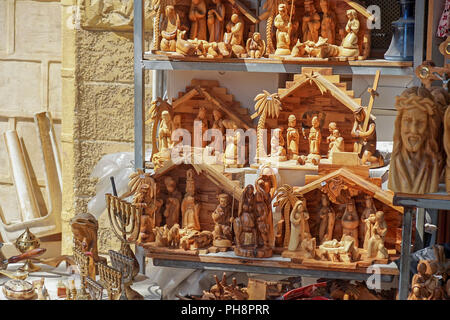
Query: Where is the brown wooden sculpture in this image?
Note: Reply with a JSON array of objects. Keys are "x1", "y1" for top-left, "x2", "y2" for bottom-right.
[
  {"x1": 302, "y1": 0, "x2": 320, "y2": 43},
  {"x1": 319, "y1": 0, "x2": 336, "y2": 45},
  {"x1": 351, "y1": 107, "x2": 383, "y2": 166},
  {"x1": 246, "y1": 32, "x2": 266, "y2": 58},
  {"x1": 160, "y1": 5, "x2": 180, "y2": 52},
  {"x1": 360, "y1": 195, "x2": 376, "y2": 247},
  {"x1": 307, "y1": 115, "x2": 321, "y2": 162},
  {"x1": 207, "y1": 0, "x2": 225, "y2": 43},
  {"x1": 286, "y1": 114, "x2": 300, "y2": 160},
  {"x1": 202, "y1": 273, "x2": 248, "y2": 300},
  {"x1": 287, "y1": 200, "x2": 311, "y2": 252},
  {"x1": 408, "y1": 261, "x2": 430, "y2": 300},
  {"x1": 212, "y1": 193, "x2": 233, "y2": 248},
  {"x1": 340, "y1": 9, "x2": 360, "y2": 58},
  {"x1": 230, "y1": 13, "x2": 246, "y2": 58},
  {"x1": 341, "y1": 199, "x2": 359, "y2": 248},
  {"x1": 233, "y1": 183, "x2": 273, "y2": 258},
  {"x1": 163, "y1": 176, "x2": 182, "y2": 229},
  {"x1": 318, "y1": 193, "x2": 335, "y2": 244},
  {"x1": 366, "y1": 211, "x2": 388, "y2": 259},
  {"x1": 70, "y1": 212, "x2": 106, "y2": 266},
  {"x1": 181, "y1": 169, "x2": 201, "y2": 231},
  {"x1": 189, "y1": 0, "x2": 207, "y2": 40},
  {"x1": 445, "y1": 107, "x2": 450, "y2": 193},
  {"x1": 274, "y1": 3, "x2": 292, "y2": 56},
  {"x1": 388, "y1": 87, "x2": 442, "y2": 194},
  {"x1": 270, "y1": 128, "x2": 287, "y2": 161}
]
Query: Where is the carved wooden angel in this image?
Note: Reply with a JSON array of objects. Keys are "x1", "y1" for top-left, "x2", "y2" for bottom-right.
[{"x1": 246, "y1": 32, "x2": 266, "y2": 59}]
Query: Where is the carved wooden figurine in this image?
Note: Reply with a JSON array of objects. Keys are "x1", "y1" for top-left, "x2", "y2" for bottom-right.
[
  {"x1": 230, "y1": 13, "x2": 246, "y2": 58},
  {"x1": 274, "y1": 4, "x2": 291, "y2": 56},
  {"x1": 351, "y1": 107, "x2": 383, "y2": 166},
  {"x1": 302, "y1": 0, "x2": 321, "y2": 43},
  {"x1": 340, "y1": 9, "x2": 360, "y2": 57},
  {"x1": 308, "y1": 116, "x2": 321, "y2": 158},
  {"x1": 195, "y1": 106, "x2": 209, "y2": 148},
  {"x1": 270, "y1": 128, "x2": 287, "y2": 161},
  {"x1": 181, "y1": 169, "x2": 201, "y2": 231},
  {"x1": 366, "y1": 211, "x2": 388, "y2": 259},
  {"x1": 224, "y1": 121, "x2": 243, "y2": 168},
  {"x1": 212, "y1": 193, "x2": 233, "y2": 248},
  {"x1": 319, "y1": 0, "x2": 336, "y2": 45},
  {"x1": 388, "y1": 87, "x2": 442, "y2": 194},
  {"x1": 189, "y1": 0, "x2": 207, "y2": 40},
  {"x1": 134, "y1": 182, "x2": 159, "y2": 244},
  {"x1": 286, "y1": 115, "x2": 300, "y2": 160},
  {"x1": 408, "y1": 261, "x2": 430, "y2": 300},
  {"x1": 318, "y1": 194, "x2": 335, "y2": 244},
  {"x1": 327, "y1": 122, "x2": 345, "y2": 159},
  {"x1": 446, "y1": 107, "x2": 450, "y2": 193},
  {"x1": 70, "y1": 212, "x2": 105, "y2": 265},
  {"x1": 161, "y1": 6, "x2": 180, "y2": 52},
  {"x1": 163, "y1": 177, "x2": 182, "y2": 229},
  {"x1": 233, "y1": 185, "x2": 257, "y2": 255},
  {"x1": 341, "y1": 199, "x2": 359, "y2": 248},
  {"x1": 360, "y1": 195, "x2": 376, "y2": 248},
  {"x1": 255, "y1": 179, "x2": 273, "y2": 251},
  {"x1": 288, "y1": 200, "x2": 310, "y2": 251},
  {"x1": 207, "y1": 0, "x2": 225, "y2": 43},
  {"x1": 176, "y1": 30, "x2": 197, "y2": 56},
  {"x1": 246, "y1": 32, "x2": 266, "y2": 58},
  {"x1": 159, "y1": 111, "x2": 173, "y2": 152}
]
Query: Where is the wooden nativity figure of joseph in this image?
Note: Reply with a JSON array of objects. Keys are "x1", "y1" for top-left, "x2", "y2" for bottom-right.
[
  {"x1": 212, "y1": 193, "x2": 233, "y2": 247},
  {"x1": 388, "y1": 87, "x2": 442, "y2": 194},
  {"x1": 182, "y1": 169, "x2": 201, "y2": 231}
]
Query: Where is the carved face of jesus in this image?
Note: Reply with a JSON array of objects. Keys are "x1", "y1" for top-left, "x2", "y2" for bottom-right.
[{"x1": 400, "y1": 108, "x2": 427, "y2": 153}]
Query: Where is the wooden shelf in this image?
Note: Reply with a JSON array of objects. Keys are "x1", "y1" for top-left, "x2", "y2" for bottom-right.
[
  {"x1": 145, "y1": 248, "x2": 399, "y2": 282},
  {"x1": 143, "y1": 53, "x2": 414, "y2": 76}
]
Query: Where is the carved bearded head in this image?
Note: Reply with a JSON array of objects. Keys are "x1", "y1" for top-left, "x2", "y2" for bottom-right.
[{"x1": 394, "y1": 87, "x2": 440, "y2": 156}]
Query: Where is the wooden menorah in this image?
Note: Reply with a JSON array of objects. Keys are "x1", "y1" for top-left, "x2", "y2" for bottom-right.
[
  {"x1": 72, "y1": 247, "x2": 90, "y2": 300},
  {"x1": 98, "y1": 262, "x2": 122, "y2": 300},
  {"x1": 86, "y1": 276, "x2": 104, "y2": 300},
  {"x1": 108, "y1": 250, "x2": 144, "y2": 300},
  {"x1": 105, "y1": 194, "x2": 141, "y2": 278}
]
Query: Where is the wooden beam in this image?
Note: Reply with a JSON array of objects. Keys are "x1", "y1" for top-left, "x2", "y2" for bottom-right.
[
  {"x1": 172, "y1": 88, "x2": 199, "y2": 110},
  {"x1": 227, "y1": 0, "x2": 259, "y2": 24}
]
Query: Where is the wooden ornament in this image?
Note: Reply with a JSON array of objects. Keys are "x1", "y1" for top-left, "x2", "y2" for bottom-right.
[
  {"x1": 189, "y1": 0, "x2": 208, "y2": 40},
  {"x1": 246, "y1": 32, "x2": 266, "y2": 58},
  {"x1": 160, "y1": 5, "x2": 180, "y2": 52},
  {"x1": 388, "y1": 87, "x2": 442, "y2": 194}
]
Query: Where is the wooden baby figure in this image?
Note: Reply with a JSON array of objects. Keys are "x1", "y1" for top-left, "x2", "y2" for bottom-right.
[
  {"x1": 160, "y1": 5, "x2": 180, "y2": 52},
  {"x1": 246, "y1": 32, "x2": 266, "y2": 58},
  {"x1": 212, "y1": 193, "x2": 233, "y2": 248}
]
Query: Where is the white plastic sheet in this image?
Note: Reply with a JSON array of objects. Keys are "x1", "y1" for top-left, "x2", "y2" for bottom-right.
[{"x1": 87, "y1": 150, "x2": 152, "y2": 219}]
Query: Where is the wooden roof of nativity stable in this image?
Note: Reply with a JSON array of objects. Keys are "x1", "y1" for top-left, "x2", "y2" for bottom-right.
[
  {"x1": 152, "y1": 160, "x2": 243, "y2": 201},
  {"x1": 279, "y1": 70, "x2": 363, "y2": 113},
  {"x1": 293, "y1": 168, "x2": 404, "y2": 213},
  {"x1": 172, "y1": 79, "x2": 253, "y2": 130}
]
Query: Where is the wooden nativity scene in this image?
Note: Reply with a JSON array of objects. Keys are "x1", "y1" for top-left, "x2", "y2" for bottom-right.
[{"x1": 149, "y1": 0, "x2": 375, "y2": 61}]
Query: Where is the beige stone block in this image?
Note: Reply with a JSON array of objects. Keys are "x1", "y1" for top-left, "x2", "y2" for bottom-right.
[
  {"x1": 0, "y1": 61, "x2": 41, "y2": 112},
  {"x1": 49, "y1": 62, "x2": 62, "y2": 115},
  {"x1": 77, "y1": 30, "x2": 134, "y2": 82},
  {"x1": 15, "y1": 121, "x2": 46, "y2": 181},
  {"x1": 0, "y1": 120, "x2": 10, "y2": 177},
  {"x1": 15, "y1": 0, "x2": 61, "y2": 56},
  {"x1": 61, "y1": 76, "x2": 76, "y2": 136},
  {"x1": 0, "y1": 1, "x2": 7, "y2": 53},
  {"x1": 0, "y1": 184, "x2": 21, "y2": 228}
]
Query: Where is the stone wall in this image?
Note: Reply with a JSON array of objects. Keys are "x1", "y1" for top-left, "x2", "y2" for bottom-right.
[
  {"x1": 0, "y1": 0, "x2": 62, "y2": 244},
  {"x1": 61, "y1": 0, "x2": 153, "y2": 254}
]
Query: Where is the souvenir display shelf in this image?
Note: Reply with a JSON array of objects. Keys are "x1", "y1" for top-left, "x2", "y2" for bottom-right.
[
  {"x1": 393, "y1": 190, "x2": 450, "y2": 300},
  {"x1": 132, "y1": 0, "x2": 430, "y2": 300}
]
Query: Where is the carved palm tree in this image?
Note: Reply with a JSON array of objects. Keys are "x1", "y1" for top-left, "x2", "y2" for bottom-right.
[
  {"x1": 274, "y1": 184, "x2": 303, "y2": 247},
  {"x1": 259, "y1": 0, "x2": 280, "y2": 54},
  {"x1": 251, "y1": 90, "x2": 282, "y2": 161}
]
